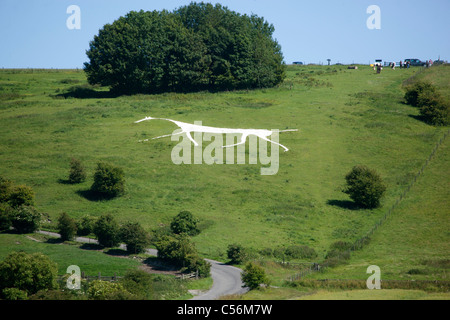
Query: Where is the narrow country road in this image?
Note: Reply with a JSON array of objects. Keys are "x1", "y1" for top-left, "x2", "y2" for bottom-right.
[
  {"x1": 191, "y1": 259, "x2": 248, "y2": 300},
  {"x1": 36, "y1": 230, "x2": 247, "y2": 300}
]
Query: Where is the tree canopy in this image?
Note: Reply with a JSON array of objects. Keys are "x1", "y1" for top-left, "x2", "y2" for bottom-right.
[{"x1": 84, "y1": 2, "x2": 285, "y2": 94}]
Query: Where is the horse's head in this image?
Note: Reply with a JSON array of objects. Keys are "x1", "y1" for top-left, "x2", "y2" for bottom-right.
[{"x1": 135, "y1": 116, "x2": 157, "y2": 123}]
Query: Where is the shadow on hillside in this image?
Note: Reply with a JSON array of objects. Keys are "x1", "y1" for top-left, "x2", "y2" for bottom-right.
[
  {"x1": 142, "y1": 257, "x2": 181, "y2": 273},
  {"x1": 52, "y1": 85, "x2": 118, "y2": 99},
  {"x1": 327, "y1": 199, "x2": 359, "y2": 210},
  {"x1": 76, "y1": 189, "x2": 115, "y2": 202},
  {"x1": 105, "y1": 248, "x2": 129, "y2": 257},
  {"x1": 80, "y1": 243, "x2": 104, "y2": 251}
]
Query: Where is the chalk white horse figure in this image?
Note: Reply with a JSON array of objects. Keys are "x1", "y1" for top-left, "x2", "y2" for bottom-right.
[{"x1": 135, "y1": 116, "x2": 297, "y2": 152}]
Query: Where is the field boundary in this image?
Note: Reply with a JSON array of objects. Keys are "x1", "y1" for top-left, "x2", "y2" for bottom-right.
[{"x1": 288, "y1": 128, "x2": 450, "y2": 281}]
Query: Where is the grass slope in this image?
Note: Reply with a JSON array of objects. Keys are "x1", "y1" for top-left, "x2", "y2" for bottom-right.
[{"x1": 0, "y1": 65, "x2": 448, "y2": 285}]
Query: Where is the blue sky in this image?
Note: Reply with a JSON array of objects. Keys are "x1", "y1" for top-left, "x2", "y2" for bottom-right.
[{"x1": 1, "y1": 0, "x2": 449, "y2": 68}]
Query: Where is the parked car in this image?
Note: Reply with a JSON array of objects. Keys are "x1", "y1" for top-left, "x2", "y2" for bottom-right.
[
  {"x1": 293, "y1": 61, "x2": 303, "y2": 65},
  {"x1": 404, "y1": 59, "x2": 426, "y2": 66}
]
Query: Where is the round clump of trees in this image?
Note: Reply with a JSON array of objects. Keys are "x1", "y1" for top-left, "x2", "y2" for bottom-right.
[{"x1": 84, "y1": 3, "x2": 286, "y2": 94}]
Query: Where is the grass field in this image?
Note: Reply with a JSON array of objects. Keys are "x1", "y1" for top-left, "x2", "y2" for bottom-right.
[{"x1": 0, "y1": 64, "x2": 449, "y2": 299}]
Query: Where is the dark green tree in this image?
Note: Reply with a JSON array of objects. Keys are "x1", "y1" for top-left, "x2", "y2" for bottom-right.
[
  {"x1": 91, "y1": 162, "x2": 125, "y2": 198},
  {"x1": 68, "y1": 158, "x2": 86, "y2": 184},
  {"x1": 170, "y1": 210, "x2": 200, "y2": 236},
  {"x1": 0, "y1": 251, "x2": 58, "y2": 296},
  {"x1": 10, "y1": 205, "x2": 41, "y2": 234},
  {"x1": 84, "y1": 3, "x2": 285, "y2": 94},
  {"x1": 241, "y1": 262, "x2": 269, "y2": 290},
  {"x1": 57, "y1": 212, "x2": 78, "y2": 241},
  {"x1": 93, "y1": 214, "x2": 121, "y2": 247},
  {"x1": 120, "y1": 222, "x2": 150, "y2": 254},
  {"x1": 8, "y1": 185, "x2": 35, "y2": 208},
  {"x1": 344, "y1": 165, "x2": 387, "y2": 209}
]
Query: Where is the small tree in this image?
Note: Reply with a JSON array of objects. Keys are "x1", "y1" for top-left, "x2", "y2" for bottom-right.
[
  {"x1": 77, "y1": 215, "x2": 96, "y2": 236},
  {"x1": 57, "y1": 212, "x2": 78, "y2": 241},
  {"x1": 8, "y1": 185, "x2": 35, "y2": 208},
  {"x1": 0, "y1": 204, "x2": 13, "y2": 231},
  {"x1": 404, "y1": 81, "x2": 436, "y2": 107},
  {"x1": 344, "y1": 165, "x2": 386, "y2": 209},
  {"x1": 170, "y1": 210, "x2": 200, "y2": 236},
  {"x1": 87, "y1": 280, "x2": 132, "y2": 300},
  {"x1": 93, "y1": 214, "x2": 120, "y2": 247},
  {"x1": 0, "y1": 176, "x2": 13, "y2": 203},
  {"x1": 241, "y1": 262, "x2": 269, "y2": 290},
  {"x1": 10, "y1": 205, "x2": 41, "y2": 234},
  {"x1": 91, "y1": 162, "x2": 125, "y2": 198},
  {"x1": 0, "y1": 251, "x2": 58, "y2": 296},
  {"x1": 227, "y1": 244, "x2": 249, "y2": 264},
  {"x1": 120, "y1": 222, "x2": 150, "y2": 254},
  {"x1": 68, "y1": 158, "x2": 86, "y2": 184}
]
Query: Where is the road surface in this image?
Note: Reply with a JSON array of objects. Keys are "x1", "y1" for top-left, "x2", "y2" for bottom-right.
[
  {"x1": 191, "y1": 259, "x2": 248, "y2": 300},
  {"x1": 36, "y1": 230, "x2": 247, "y2": 300}
]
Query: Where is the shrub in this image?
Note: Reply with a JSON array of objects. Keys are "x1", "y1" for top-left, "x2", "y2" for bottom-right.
[
  {"x1": 420, "y1": 100, "x2": 450, "y2": 126},
  {"x1": 0, "y1": 204, "x2": 13, "y2": 231},
  {"x1": 120, "y1": 270, "x2": 154, "y2": 300},
  {"x1": 170, "y1": 210, "x2": 200, "y2": 236},
  {"x1": 227, "y1": 244, "x2": 251, "y2": 264},
  {"x1": 2, "y1": 287, "x2": 28, "y2": 300},
  {"x1": 57, "y1": 212, "x2": 78, "y2": 241},
  {"x1": 0, "y1": 176, "x2": 13, "y2": 203},
  {"x1": 91, "y1": 162, "x2": 125, "y2": 198},
  {"x1": 155, "y1": 234, "x2": 210, "y2": 276},
  {"x1": 93, "y1": 214, "x2": 121, "y2": 247},
  {"x1": 0, "y1": 251, "x2": 58, "y2": 296},
  {"x1": 344, "y1": 165, "x2": 387, "y2": 209},
  {"x1": 284, "y1": 245, "x2": 317, "y2": 260},
  {"x1": 87, "y1": 280, "x2": 133, "y2": 300},
  {"x1": 68, "y1": 158, "x2": 86, "y2": 184},
  {"x1": 77, "y1": 215, "x2": 96, "y2": 236},
  {"x1": 404, "y1": 81, "x2": 436, "y2": 107},
  {"x1": 10, "y1": 205, "x2": 41, "y2": 233},
  {"x1": 8, "y1": 185, "x2": 35, "y2": 208},
  {"x1": 120, "y1": 222, "x2": 150, "y2": 254},
  {"x1": 404, "y1": 80, "x2": 450, "y2": 126},
  {"x1": 241, "y1": 262, "x2": 270, "y2": 290}
]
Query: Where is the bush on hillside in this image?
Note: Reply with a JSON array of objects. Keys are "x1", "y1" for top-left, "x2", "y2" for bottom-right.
[
  {"x1": 344, "y1": 165, "x2": 386, "y2": 209},
  {"x1": 241, "y1": 262, "x2": 270, "y2": 290},
  {"x1": 68, "y1": 158, "x2": 86, "y2": 184},
  {"x1": 90, "y1": 162, "x2": 125, "y2": 198},
  {"x1": 76, "y1": 215, "x2": 96, "y2": 236},
  {"x1": 404, "y1": 81, "x2": 436, "y2": 107},
  {"x1": 84, "y1": 3, "x2": 285, "y2": 94},
  {"x1": 404, "y1": 80, "x2": 450, "y2": 125},
  {"x1": 8, "y1": 185, "x2": 35, "y2": 208},
  {"x1": 10, "y1": 205, "x2": 41, "y2": 234},
  {"x1": 57, "y1": 212, "x2": 78, "y2": 241},
  {"x1": 120, "y1": 222, "x2": 150, "y2": 254},
  {"x1": 0, "y1": 251, "x2": 58, "y2": 296},
  {"x1": 170, "y1": 210, "x2": 200, "y2": 236},
  {"x1": 155, "y1": 234, "x2": 210, "y2": 277},
  {"x1": 93, "y1": 214, "x2": 121, "y2": 247}
]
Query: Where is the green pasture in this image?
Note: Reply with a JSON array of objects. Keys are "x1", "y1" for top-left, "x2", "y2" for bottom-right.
[{"x1": 0, "y1": 65, "x2": 448, "y2": 297}]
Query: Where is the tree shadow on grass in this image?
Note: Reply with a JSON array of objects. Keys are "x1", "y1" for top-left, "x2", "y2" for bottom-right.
[
  {"x1": 76, "y1": 189, "x2": 115, "y2": 202},
  {"x1": 105, "y1": 248, "x2": 130, "y2": 257},
  {"x1": 80, "y1": 243, "x2": 104, "y2": 251},
  {"x1": 52, "y1": 85, "x2": 118, "y2": 99},
  {"x1": 142, "y1": 257, "x2": 181, "y2": 273},
  {"x1": 327, "y1": 199, "x2": 360, "y2": 210}
]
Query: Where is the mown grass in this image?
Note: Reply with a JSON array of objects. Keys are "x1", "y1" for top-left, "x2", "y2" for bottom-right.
[{"x1": 0, "y1": 65, "x2": 449, "y2": 300}]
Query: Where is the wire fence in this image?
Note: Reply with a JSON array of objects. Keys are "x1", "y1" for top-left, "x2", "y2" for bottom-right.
[{"x1": 287, "y1": 128, "x2": 450, "y2": 282}]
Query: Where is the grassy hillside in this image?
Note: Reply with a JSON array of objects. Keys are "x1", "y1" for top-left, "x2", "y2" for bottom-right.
[{"x1": 0, "y1": 64, "x2": 448, "y2": 278}]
